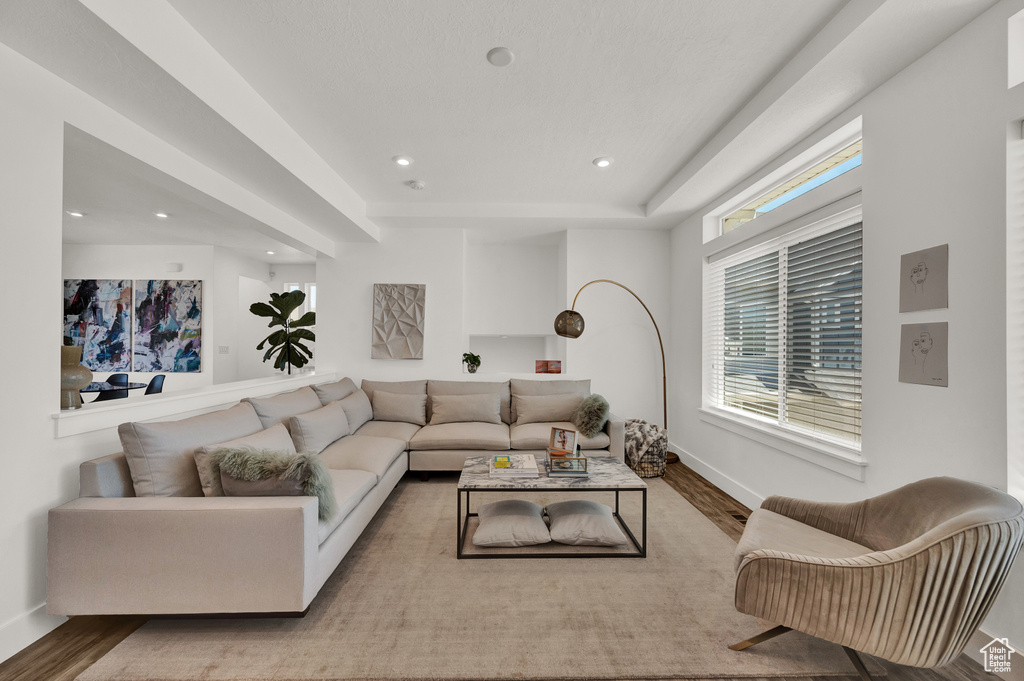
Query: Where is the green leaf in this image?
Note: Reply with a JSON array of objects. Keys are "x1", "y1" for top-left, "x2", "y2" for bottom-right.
[
  {"x1": 291, "y1": 311, "x2": 316, "y2": 328},
  {"x1": 249, "y1": 302, "x2": 278, "y2": 318},
  {"x1": 291, "y1": 328, "x2": 316, "y2": 342}
]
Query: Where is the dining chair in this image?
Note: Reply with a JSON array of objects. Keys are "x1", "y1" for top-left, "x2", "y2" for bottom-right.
[
  {"x1": 107, "y1": 373, "x2": 128, "y2": 387},
  {"x1": 145, "y1": 375, "x2": 165, "y2": 395}
]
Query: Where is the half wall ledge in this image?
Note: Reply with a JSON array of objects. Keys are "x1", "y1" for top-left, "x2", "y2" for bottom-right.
[{"x1": 52, "y1": 372, "x2": 337, "y2": 439}]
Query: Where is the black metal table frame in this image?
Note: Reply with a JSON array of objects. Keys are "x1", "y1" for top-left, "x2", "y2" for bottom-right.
[{"x1": 457, "y1": 485, "x2": 647, "y2": 559}]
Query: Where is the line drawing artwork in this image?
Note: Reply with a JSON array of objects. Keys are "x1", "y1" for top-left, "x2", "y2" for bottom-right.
[
  {"x1": 899, "y1": 322, "x2": 948, "y2": 386},
  {"x1": 899, "y1": 244, "x2": 948, "y2": 312}
]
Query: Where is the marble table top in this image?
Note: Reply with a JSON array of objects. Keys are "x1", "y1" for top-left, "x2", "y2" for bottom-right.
[{"x1": 458, "y1": 455, "x2": 647, "y2": 490}]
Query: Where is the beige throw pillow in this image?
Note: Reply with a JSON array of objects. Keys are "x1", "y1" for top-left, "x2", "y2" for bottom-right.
[
  {"x1": 243, "y1": 387, "x2": 323, "y2": 430},
  {"x1": 313, "y1": 377, "x2": 358, "y2": 405},
  {"x1": 429, "y1": 393, "x2": 501, "y2": 425},
  {"x1": 372, "y1": 390, "x2": 427, "y2": 425},
  {"x1": 339, "y1": 389, "x2": 373, "y2": 432},
  {"x1": 289, "y1": 400, "x2": 350, "y2": 454},
  {"x1": 119, "y1": 401, "x2": 263, "y2": 497},
  {"x1": 193, "y1": 423, "x2": 297, "y2": 497},
  {"x1": 513, "y1": 393, "x2": 583, "y2": 425}
]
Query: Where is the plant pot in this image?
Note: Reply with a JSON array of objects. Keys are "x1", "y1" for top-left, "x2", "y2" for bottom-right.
[
  {"x1": 60, "y1": 345, "x2": 93, "y2": 410},
  {"x1": 467, "y1": 364, "x2": 479, "y2": 374}
]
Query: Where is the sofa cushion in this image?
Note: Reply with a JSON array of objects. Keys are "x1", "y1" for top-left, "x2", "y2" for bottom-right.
[
  {"x1": 427, "y1": 380, "x2": 511, "y2": 424},
  {"x1": 429, "y1": 393, "x2": 502, "y2": 425},
  {"x1": 243, "y1": 387, "x2": 323, "y2": 430},
  {"x1": 119, "y1": 402, "x2": 263, "y2": 497},
  {"x1": 313, "y1": 377, "x2": 358, "y2": 405},
  {"x1": 473, "y1": 500, "x2": 551, "y2": 548},
  {"x1": 318, "y1": 469, "x2": 377, "y2": 544},
  {"x1": 371, "y1": 390, "x2": 427, "y2": 426},
  {"x1": 546, "y1": 500, "x2": 628, "y2": 546},
  {"x1": 513, "y1": 393, "x2": 583, "y2": 425},
  {"x1": 360, "y1": 379, "x2": 427, "y2": 406},
  {"x1": 194, "y1": 423, "x2": 297, "y2": 496},
  {"x1": 509, "y1": 422, "x2": 610, "y2": 451},
  {"x1": 410, "y1": 423, "x2": 510, "y2": 451},
  {"x1": 352, "y1": 420, "x2": 421, "y2": 448},
  {"x1": 289, "y1": 400, "x2": 351, "y2": 454},
  {"x1": 319, "y1": 435, "x2": 407, "y2": 481},
  {"x1": 734, "y1": 508, "x2": 871, "y2": 573},
  {"x1": 509, "y1": 379, "x2": 590, "y2": 422},
  {"x1": 339, "y1": 389, "x2": 373, "y2": 432}
]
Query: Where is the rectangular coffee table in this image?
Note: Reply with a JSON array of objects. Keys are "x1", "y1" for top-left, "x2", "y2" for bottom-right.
[{"x1": 457, "y1": 455, "x2": 647, "y2": 559}]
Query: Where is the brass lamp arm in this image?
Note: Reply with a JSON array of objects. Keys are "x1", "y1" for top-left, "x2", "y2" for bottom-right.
[{"x1": 570, "y1": 279, "x2": 667, "y2": 431}]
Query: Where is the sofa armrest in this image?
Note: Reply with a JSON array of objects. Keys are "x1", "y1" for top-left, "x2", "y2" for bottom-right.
[
  {"x1": 606, "y1": 412, "x2": 625, "y2": 462},
  {"x1": 48, "y1": 496, "x2": 319, "y2": 615},
  {"x1": 80, "y1": 452, "x2": 135, "y2": 498}
]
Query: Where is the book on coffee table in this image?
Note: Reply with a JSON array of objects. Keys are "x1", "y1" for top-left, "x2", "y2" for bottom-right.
[{"x1": 488, "y1": 454, "x2": 539, "y2": 478}]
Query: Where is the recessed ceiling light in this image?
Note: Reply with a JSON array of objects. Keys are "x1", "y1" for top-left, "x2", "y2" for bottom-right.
[
  {"x1": 154, "y1": 212, "x2": 170, "y2": 219},
  {"x1": 266, "y1": 251, "x2": 275, "y2": 255},
  {"x1": 592, "y1": 157, "x2": 613, "y2": 168},
  {"x1": 392, "y1": 155, "x2": 414, "y2": 166},
  {"x1": 65, "y1": 210, "x2": 84, "y2": 217},
  {"x1": 486, "y1": 47, "x2": 514, "y2": 67}
]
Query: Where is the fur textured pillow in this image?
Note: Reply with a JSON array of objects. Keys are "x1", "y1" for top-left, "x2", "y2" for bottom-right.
[
  {"x1": 572, "y1": 393, "x2": 610, "y2": 438},
  {"x1": 212, "y1": 447, "x2": 336, "y2": 520}
]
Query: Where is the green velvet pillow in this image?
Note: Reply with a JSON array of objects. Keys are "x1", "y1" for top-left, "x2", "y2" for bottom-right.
[
  {"x1": 211, "y1": 447, "x2": 336, "y2": 521},
  {"x1": 572, "y1": 394, "x2": 610, "y2": 438}
]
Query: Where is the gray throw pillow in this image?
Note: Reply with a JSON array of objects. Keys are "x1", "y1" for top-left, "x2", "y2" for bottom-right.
[
  {"x1": 513, "y1": 393, "x2": 583, "y2": 425},
  {"x1": 215, "y1": 448, "x2": 336, "y2": 521},
  {"x1": 429, "y1": 393, "x2": 502, "y2": 425},
  {"x1": 372, "y1": 390, "x2": 428, "y2": 425},
  {"x1": 289, "y1": 400, "x2": 350, "y2": 454},
  {"x1": 546, "y1": 500, "x2": 627, "y2": 546},
  {"x1": 473, "y1": 500, "x2": 551, "y2": 547},
  {"x1": 572, "y1": 393, "x2": 610, "y2": 437},
  {"x1": 339, "y1": 389, "x2": 373, "y2": 432}
]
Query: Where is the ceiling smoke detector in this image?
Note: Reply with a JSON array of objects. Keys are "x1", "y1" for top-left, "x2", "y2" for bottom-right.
[
  {"x1": 406, "y1": 180, "x2": 425, "y2": 190},
  {"x1": 486, "y1": 47, "x2": 514, "y2": 67}
]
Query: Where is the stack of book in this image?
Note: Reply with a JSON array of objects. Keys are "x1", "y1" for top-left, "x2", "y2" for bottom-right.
[{"x1": 488, "y1": 454, "x2": 539, "y2": 478}]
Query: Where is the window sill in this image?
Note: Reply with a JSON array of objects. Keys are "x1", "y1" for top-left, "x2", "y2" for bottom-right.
[
  {"x1": 698, "y1": 407, "x2": 866, "y2": 481},
  {"x1": 52, "y1": 371, "x2": 336, "y2": 438}
]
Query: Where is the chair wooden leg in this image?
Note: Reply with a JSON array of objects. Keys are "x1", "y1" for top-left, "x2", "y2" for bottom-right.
[
  {"x1": 843, "y1": 647, "x2": 874, "y2": 681},
  {"x1": 728, "y1": 625, "x2": 792, "y2": 651}
]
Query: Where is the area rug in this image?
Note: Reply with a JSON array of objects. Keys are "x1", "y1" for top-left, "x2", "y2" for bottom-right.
[{"x1": 78, "y1": 476, "x2": 882, "y2": 681}]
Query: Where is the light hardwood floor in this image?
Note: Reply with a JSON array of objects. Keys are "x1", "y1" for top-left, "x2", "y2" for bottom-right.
[{"x1": 0, "y1": 464, "x2": 996, "y2": 681}]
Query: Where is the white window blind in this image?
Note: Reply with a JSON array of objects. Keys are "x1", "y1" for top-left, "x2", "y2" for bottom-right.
[{"x1": 706, "y1": 221, "x2": 862, "y2": 446}]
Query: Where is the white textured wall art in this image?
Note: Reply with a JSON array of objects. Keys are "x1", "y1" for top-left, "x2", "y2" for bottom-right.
[{"x1": 371, "y1": 284, "x2": 425, "y2": 359}]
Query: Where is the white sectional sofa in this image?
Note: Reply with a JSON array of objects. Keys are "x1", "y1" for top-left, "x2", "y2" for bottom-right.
[{"x1": 47, "y1": 376, "x2": 623, "y2": 616}]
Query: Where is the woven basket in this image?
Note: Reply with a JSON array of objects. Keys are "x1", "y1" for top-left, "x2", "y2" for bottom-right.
[{"x1": 625, "y1": 420, "x2": 667, "y2": 478}]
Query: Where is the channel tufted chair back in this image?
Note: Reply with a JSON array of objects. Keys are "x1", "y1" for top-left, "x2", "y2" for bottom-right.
[{"x1": 732, "y1": 477, "x2": 1024, "y2": 671}]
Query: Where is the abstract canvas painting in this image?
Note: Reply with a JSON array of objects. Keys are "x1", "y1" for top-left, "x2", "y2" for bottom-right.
[
  {"x1": 134, "y1": 280, "x2": 202, "y2": 372},
  {"x1": 63, "y1": 279, "x2": 132, "y2": 371},
  {"x1": 371, "y1": 283, "x2": 425, "y2": 359}
]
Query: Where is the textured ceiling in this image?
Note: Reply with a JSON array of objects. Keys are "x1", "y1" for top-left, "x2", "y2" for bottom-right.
[{"x1": 165, "y1": 0, "x2": 843, "y2": 207}]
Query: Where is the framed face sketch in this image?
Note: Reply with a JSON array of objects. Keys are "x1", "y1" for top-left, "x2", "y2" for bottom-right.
[
  {"x1": 898, "y1": 322, "x2": 948, "y2": 387},
  {"x1": 899, "y1": 244, "x2": 948, "y2": 312}
]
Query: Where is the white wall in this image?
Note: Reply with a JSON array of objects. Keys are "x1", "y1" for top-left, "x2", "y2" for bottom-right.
[
  {"x1": 465, "y1": 243, "x2": 558, "y2": 335},
  {"x1": 565, "y1": 230, "x2": 671, "y2": 428},
  {"x1": 672, "y1": 0, "x2": 1024, "y2": 649},
  {"x1": 236, "y1": 275, "x2": 278, "y2": 380}
]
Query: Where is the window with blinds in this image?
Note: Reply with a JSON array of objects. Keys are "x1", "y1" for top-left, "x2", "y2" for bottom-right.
[{"x1": 706, "y1": 221, "x2": 862, "y2": 446}]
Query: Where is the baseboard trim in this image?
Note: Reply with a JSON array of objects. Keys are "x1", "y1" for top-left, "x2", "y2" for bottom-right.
[
  {"x1": 0, "y1": 602, "x2": 65, "y2": 664},
  {"x1": 670, "y1": 442, "x2": 765, "y2": 510}
]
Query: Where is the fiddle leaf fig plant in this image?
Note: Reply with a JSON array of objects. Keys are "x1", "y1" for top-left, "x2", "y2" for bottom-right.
[{"x1": 250, "y1": 290, "x2": 315, "y2": 374}]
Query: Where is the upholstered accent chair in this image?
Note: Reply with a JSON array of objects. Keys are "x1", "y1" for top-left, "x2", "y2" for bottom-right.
[{"x1": 730, "y1": 477, "x2": 1024, "y2": 679}]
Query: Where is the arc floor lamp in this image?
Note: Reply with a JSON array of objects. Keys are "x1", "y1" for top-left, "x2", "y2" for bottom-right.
[{"x1": 554, "y1": 279, "x2": 675, "y2": 464}]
